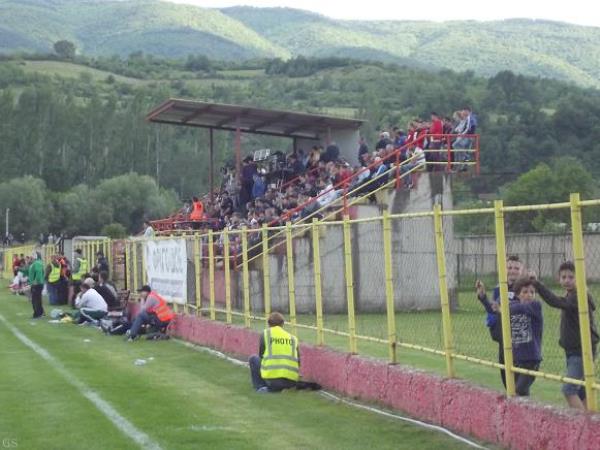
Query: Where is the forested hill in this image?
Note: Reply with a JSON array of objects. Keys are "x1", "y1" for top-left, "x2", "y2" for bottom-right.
[
  {"x1": 1, "y1": 53, "x2": 600, "y2": 237},
  {"x1": 1, "y1": 0, "x2": 600, "y2": 87}
]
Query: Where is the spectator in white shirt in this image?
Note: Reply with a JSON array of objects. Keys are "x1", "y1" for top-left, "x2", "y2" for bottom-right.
[
  {"x1": 75, "y1": 278, "x2": 108, "y2": 325},
  {"x1": 143, "y1": 221, "x2": 155, "y2": 238}
]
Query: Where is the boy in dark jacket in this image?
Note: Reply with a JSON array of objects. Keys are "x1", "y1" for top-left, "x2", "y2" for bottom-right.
[
  {"x1": 477, "y1": 255, "x2": 524, "y2": 387},
  {"x1": 532, "y1": 261, "x2": 599, "y2": 409},
  {"x1": 477, "y1": 277, "x2": 543, "y2": 396}
]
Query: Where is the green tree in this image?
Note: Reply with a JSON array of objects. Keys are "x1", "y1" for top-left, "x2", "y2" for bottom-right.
[
  {"x1": 503, "y1": 157, "x2": 597, "y2": 232},
  {"x1": 101, "y1": 223, "x2": 127, "y2": 239},
  {"x1": 0, "y1": 177, "x2": 52, "y2": 240},
  {"x1": 53, "y1": 40, "x2": 76, "y2": 59},
  {"x1": 54, "y1": 185, "x2": 113, "y2": 236},
  {"x1": 93, "y1": 173, "x2": 179, "y2": 233}
]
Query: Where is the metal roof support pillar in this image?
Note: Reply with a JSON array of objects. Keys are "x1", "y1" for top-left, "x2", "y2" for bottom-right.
[
  {"x1": 235, "y1": 117, "x2": 241, "y2": 184},
  {"x1": 209, "y1": 127, "x2": 214, "y2": 204}
]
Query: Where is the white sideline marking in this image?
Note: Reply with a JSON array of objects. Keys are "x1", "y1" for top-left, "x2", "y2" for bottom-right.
[
  {"x1": 318, "y1": 391, "x2": 487, "y2": 449},
  {"x1": 0, "y1": 313, "x2": 162, "y2": 450},
  {"x1": 173, "y1": 339, "x2": 487, "y2": 449}
]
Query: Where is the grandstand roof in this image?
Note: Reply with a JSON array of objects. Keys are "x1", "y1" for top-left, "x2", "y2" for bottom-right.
[{"x1": 145, "y1": 98, "x2": 365, "y2": 140}]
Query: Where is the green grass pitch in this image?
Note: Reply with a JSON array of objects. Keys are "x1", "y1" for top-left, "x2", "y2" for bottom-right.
[{"x1": 0, "y1": 286, "x2": 480, "y2": 450}]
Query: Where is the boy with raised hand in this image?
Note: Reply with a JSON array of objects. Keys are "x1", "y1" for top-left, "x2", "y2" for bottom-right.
[
  {"x1": 477, "y1": 277, "x2": 543, "y2": 396},
  {"x1": 476, "y1": 255, "x2": 524, "y2": 387},
  {"x1": 531, "y1": 261, "x2": 599, "y2": 409}
]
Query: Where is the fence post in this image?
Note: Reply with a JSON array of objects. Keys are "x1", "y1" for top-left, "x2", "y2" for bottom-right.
[
  {"x1": 494, "y1": 200, "x2": 516, "y2": 397},
  {"x1": 105, "y1": 239, "x2": 112, "y2": 274},
  {"x1": 223, "y1": 230, "x2": 232, "y2": 324},
  {"x1": 395, "y1": 151, "x2": 401, "y2": 190},
  {"x1": 433, "y1": 204, "x2": 455, "y2": 377},
  {"x1": 343, "y1": 215, "x2": 357, "y2": 354},
  {"x1": 84, "y1": 241, "x2": 90, "y2": 268},
  {"x1": 446, "y1": 135, "x2": 452, "y2": 172},
  {"x1": 208, "y1": 230, "x2": 216, "y2": 321},
  {"x1": 382, "y1": 212, "x2": 397, "y2": 364},
  {"x1": 475, "y1": 136, "x2": 481, "y2": 175},
  {"x1": 241, "y1": 226, "x2": 251, "y2": 328},
  {"x1": 285, "y1": 222, "x2": 297, "y2": 337},
  {"x1": 261, "y1": 224, "x2": 271, "y2": 322},
  {"x1": 570, "y1": 193, "x2": 598, "y2": 411},
  {"x1": 124, "y1": 241, "x2": 131, "y2": 291},
  {"x1": 131, "y1": 240, "x2": 138, "y2": 293},
  {"x1": 312, "y1": 218, "x2": 324, "y2": 345},
  {"x1": 141, "y1": 239, "x2": 147, "y2": 286},
  {"x1": 193, "y1": 234, "x2": 201, "y2": 317}
]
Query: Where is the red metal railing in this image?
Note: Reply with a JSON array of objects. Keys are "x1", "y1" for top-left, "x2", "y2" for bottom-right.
[
  {"x1": 273, "y1": 133, "x2": 481, "y2": 225},
  {"x1": 151, "y1": 133, "x2": 480, "y2": 233}
]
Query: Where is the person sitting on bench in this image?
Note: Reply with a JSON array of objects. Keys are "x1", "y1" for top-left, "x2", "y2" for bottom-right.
[{"x1": 127, "y1": 285, "x2": 174, "y2": 341}]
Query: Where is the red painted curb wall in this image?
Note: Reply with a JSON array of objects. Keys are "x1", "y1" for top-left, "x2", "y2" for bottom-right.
[{"x1": 170, "y1": 314, "x2": 600, "y2": 450}]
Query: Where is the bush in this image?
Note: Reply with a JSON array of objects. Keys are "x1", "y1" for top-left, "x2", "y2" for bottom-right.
[{"x1": 101, "y1": 223, "x2": 127, "y2": 239}]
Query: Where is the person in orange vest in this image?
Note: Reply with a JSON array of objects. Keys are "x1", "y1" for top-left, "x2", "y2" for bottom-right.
[
  {"x1": 189, "y1": 196, "x2": 204, "y2": 220},
  {"x1": 127, "y1": 285, "x2": 174, "y2": 341}
]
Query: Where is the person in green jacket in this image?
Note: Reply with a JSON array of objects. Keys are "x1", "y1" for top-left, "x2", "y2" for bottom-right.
[{"x1": 28, "y1": 252, "x2": 45, "y2": 319}]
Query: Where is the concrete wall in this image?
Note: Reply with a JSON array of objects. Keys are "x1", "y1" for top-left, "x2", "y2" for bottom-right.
[
  {"x1": 328, "y1": 129, "x2": 360, "y2": 164},
  {"x1": 171, "y1": 315, "x2": 600, "y2": 450},
  {"x1": 455, "y1": 233, "x2": 600, "y2": 281},
  {"x1": 193, "y1": 172, "x2": 456, "y2": 314}
]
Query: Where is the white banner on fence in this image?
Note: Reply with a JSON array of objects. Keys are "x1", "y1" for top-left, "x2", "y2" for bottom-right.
[{"x1": 144, "y1": 239, "x2": 187, "y2": 304}]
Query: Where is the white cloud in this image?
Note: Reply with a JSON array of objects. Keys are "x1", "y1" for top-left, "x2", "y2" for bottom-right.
[{"x1": 164, "y1": 0, "x2": 600, "y2": 27}]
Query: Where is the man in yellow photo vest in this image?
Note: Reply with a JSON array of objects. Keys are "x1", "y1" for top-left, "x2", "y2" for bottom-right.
[{"x1": 250, "y1": 312, "x2": 320, "y2": 393}]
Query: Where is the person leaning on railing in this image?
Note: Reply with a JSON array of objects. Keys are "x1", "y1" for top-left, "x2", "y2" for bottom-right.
[
  {"x1": 530, "y1": 261, "x2": 600, "y2": 410},
  {"x1": 477, "y1": 277, "x2": 544, "y2": 396},
  {"x1": 476, "y1": 255, "x2": 524, "y2": 388}
]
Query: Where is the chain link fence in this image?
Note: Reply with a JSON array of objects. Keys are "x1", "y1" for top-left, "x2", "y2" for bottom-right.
[{"x1": 119, "y1": 195, "x2": 600, "y2": 409}]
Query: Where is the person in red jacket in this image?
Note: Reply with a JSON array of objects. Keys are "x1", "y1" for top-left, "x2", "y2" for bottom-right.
[
  {"x1": 127, "y1": 285, "x2": 174, "y2": 341},
  {"x1": 427, "y1": 112, "x2": 444, "y2": 171}
]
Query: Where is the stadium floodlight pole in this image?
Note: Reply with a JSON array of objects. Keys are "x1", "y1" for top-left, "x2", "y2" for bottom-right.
[
  {"x1": 494, "y1": 200, "x2": 516, "y2": 397},
  {"x1": 570, "y1": 193, "x2": 598, "y2": 411},
  {"x1": 5, "y1": 207, "x2": 9, "y2": 238}
]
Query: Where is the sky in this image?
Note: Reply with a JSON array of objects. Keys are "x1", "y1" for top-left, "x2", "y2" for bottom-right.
[{"x1": 165, "y1": 0, "x2": 600, "y2": 27}]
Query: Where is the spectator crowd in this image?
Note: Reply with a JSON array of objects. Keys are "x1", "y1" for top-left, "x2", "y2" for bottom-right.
[{"x1": 149, "y1": 107, "x2": 478, "y2": 241}]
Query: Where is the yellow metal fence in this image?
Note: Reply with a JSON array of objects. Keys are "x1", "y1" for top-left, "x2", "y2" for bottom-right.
[{"x1": 6, "y1": 195, "x2": 598, "y2": 410}]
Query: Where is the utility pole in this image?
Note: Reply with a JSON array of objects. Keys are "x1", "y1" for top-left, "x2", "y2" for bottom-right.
[
  {"x1": 155, "y1": 127, "x2": 160, "y2": 187},
  {"x1": 5, "y1": 208, "x2": 9, "y2": 240}
]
